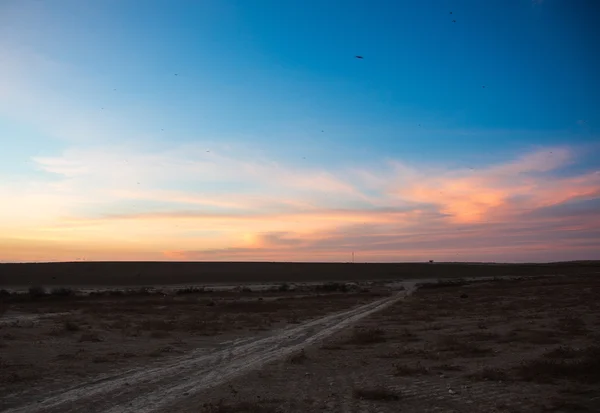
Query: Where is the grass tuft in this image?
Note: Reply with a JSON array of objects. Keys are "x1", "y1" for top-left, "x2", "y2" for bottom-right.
[
  {"x1": 64, "y1": 320, "x2": 80, "y2": 332},
  {"x1": 353, "y1": 386, "x2": 401, "y2": 401},
  {"x1": 346, "y1": 328, "x2": 387, "y2": 345}
]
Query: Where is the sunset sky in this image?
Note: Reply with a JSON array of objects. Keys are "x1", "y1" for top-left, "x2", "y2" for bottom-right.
[{"x1": 1, "y1": 0, "x2": 599, "y2": 263}]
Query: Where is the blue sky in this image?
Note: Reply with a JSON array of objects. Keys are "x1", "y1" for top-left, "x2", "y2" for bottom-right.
[{"x1": 0, "y1": 0, "x2": 599, "y2": 262}]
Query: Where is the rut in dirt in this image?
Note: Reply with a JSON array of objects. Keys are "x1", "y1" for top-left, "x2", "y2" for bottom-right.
[{"x1": 4, "y1": 284, "x2": 415, "y2": 413}]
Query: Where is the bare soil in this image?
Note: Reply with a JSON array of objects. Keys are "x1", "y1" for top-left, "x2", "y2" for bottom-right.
[
  {"x1": 0, "y1": 286, "x2": 393, "y2": 411},
  {"x1": 184, "y1": 274, "x2": 600, "y2": 413},
  {"x1": 1, "y1": 274, "x2": 599, "y2": 412}
]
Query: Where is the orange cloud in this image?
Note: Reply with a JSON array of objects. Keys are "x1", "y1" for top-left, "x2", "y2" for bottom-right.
[{"x1": 1, "y1": 143, "x2": 599, "y2": 262}]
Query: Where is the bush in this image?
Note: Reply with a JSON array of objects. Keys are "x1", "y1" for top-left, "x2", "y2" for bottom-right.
[
  {"x1": 64, "y1": 320, "x2": 80, "y2": 332},
  {"x1": 514, "y1": 346, "x2": 600, "y2": 383},
  {"x1": 176, "y1": 286, "x2": 205, "y2": 295},
  {"x1": 51, "y1": 287, "x2": 75, "y2": 297},
  {"x1": 28, "y1": 285, "x2": 46, "y2": 298},
  {"x1": 346, "y1": 328, "x2": 387, "y2": 345},
  {"x1": 288, "y1": 349, "x2": 308, "y2": 364},
  {"x1": 79, "y1": 332, "x2": 103, "y2": 342},
  {"x1": 416, "y1": 279, "x2": 469, "y2": 290},
  {"x1": 353, "y1": 386, "x2": 401, "y2": 401},
  {"x1": 318, "y1": 282, "x2": 348, "y2": 293}
]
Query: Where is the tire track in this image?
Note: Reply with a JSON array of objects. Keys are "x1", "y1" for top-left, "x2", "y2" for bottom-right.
[{"x1": 4, "y1": 285, "x2": 414, "y2": 413}]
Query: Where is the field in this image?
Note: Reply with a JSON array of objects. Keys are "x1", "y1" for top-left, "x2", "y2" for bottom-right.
[
  {"x1": 1, "y1": 262, "x2": 599, "y2": 412},
  {"x1": 2, "y1": 261, "x2": 600, "y2": 287},
  {"x1": 190, "y1": 274, "x2": 600, "y2": 413}
]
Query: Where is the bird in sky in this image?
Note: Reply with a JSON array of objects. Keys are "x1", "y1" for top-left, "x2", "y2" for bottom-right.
[
  {"x1": 452, "y1": 20, "x2": 456, "y2": 23},
  {"x1": 355, "y1": 55, "x2": 364, "y2": 59}
]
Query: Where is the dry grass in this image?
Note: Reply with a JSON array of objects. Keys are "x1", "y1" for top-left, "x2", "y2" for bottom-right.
[
  {"x1": 499, "y1": 328, "x2": 561, "y2": 345},
  {"x1": 0, "y1": 303, "x2": 9, "y2": 317},
  {"x1": 79, "y1": 332, "x2": 103, "y2": 342},
  {"x1": 147, "y1": 346, "x2": 178, "y2": 358},
  {"x1": 434, "y1": 363, "x2": 464, "y2": 372},
  {"x1": 435, "y1": 335, "x2": 493, "y2": 357},
  {"x1": 200, "y1": 400, "x2": 282, "y2": 413},
  {"x1": 555, "y1": 316, "x2": 589, "y2": 336},
  {"x1": 540, "y1": 396, "x2": 589, "y2": 412},
  {"x1": 149, "y1": 330, "x2": 170, "y2": 339},
  {"x1": 544, "y1": 346, "x2": 582, "y2": 359},
  {"x1": 320, "y1": 343, "x2": 344, "y2": 351},
  {"x1": 464, "y1": 331, "x2": 501, "y2": 342},
  {"x1": 288, "y1": 349, "x2": 308, "y2": 364},
  {"x1": 467, "y1": 367, "x2": 511, "y2": 382},
  {"x1": 396, "y1": 327, "x2": 419, "y2": 342},
  {"x1": 352, "y1": 386, "x2": 401, "y2": 401},
  {"x1": 64, "y1": 320, "x2": 80, "y2": 332},
  {"x1": 513, "y1": 346, "x2": 600, "y2": 384},
  {"x1": 393, "y1": 361, "x2": 429, "y2": 376}
]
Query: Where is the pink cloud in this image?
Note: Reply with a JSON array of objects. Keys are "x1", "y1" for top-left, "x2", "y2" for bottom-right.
[{"x1": 2, "y1": 144, "x2": 600, "y2": 262}]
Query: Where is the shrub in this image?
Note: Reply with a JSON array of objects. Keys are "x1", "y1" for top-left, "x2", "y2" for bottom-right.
[
  {"x1": 514, "y1": 346, "x2": 600, "y2": 384},
  {"x1": 176, "y1": 286, "x2": 206, "y2": 295},
  {"x1": 28, "y1": 286, "x2": 46, "y2": 299},
  {"x1": 468, "y1": 367, "x2": 510, "y2": 381},
  {"x1": 393, "y1": 362, "x2": 429, "y2": 376},
  {"x1": 64, "y1": 320, "x2": 80, "y2": 332},
  {"x1": 79, "y1": 332, "x2": 103, "y2": 342},
  {"x1": 346, "y1": 328, "x2": 387, "y2": 345},
  {"x1": 51, "y1": 287, "x2": 75, "y2": 297},
  {"x1": 353, "y1": 386, "x2": 401, "y2": 401},
  {"x1": 288, "y1": 349, "x2": 308, "y2": 364},
  {"x1": 318, "y1": 282, "x2": 348, "y2": 293}
]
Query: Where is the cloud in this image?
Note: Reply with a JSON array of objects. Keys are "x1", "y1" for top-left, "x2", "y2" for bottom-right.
[{"x1": 1, "y1": 139, "x2": 599, "y2": 262}]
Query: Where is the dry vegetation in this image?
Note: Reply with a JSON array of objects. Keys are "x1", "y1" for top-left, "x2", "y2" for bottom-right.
[
  {"x1": 0, "y1": 285, "x2": 386, "y2": 404},
  {"x1": 2, "y1": 267, "x2": 600, "y2": 413},
  {"x1": 189, "y1": 274, "x2": 600, "y2": 413},
  {"x1": 352, "y1": 386, "x2": 401, "y2": 401}
]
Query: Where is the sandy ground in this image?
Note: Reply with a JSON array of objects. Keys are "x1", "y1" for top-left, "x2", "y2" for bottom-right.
[{"x1": 2, "y1": 275, "x2": 599, "y2": 412}]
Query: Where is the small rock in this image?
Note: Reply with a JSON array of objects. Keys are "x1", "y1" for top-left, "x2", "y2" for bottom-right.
[{"x1": 448, "y1": 389, "x2": 456, "y2": 395}]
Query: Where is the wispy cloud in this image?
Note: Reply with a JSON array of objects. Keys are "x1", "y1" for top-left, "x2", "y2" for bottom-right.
[{"x1": 1, "y1": 138, "x2": 599, "y2": 262}]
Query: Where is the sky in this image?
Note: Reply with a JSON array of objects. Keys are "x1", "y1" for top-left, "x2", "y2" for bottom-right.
[{"x1": 0, "y1": 0, "x2": 599, "y2": 263}]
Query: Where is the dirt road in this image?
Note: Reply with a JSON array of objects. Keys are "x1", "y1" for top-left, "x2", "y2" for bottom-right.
[{"x1": 2, "y1": 283, "x2": 415, "y2": 413}]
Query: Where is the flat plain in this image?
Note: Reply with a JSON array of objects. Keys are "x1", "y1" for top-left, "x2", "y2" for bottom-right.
[{"x1": 1, "y1": 262, "x2": 599, "y2": 412}]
